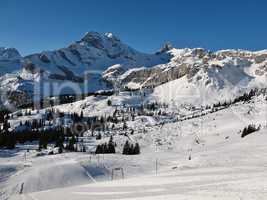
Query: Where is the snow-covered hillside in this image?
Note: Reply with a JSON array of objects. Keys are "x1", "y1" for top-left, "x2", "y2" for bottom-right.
[
  {"x1": 10, "y1": 126, "x2": 267, "y2": 200},
  {"x1": 121, "y1": 48, "x2": 267, "y2": 106},
  {"x1": 2, "y1": 93, "x2": 267, "y2": 200}
]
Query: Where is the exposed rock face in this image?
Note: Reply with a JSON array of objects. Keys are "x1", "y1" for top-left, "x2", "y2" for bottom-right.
[
  {"x1": 120, "y1": 62, "x2": 196, "y2": 89},
  {"x1": 156, "y1": 42, "x2": 173, "y2": 55},
  {"x1": 81, "y1": 32, "x2": 105, "y2": 49},
  {"x1": 215, "y1": 50, "x2": 253, "y2": 60},
  {"x1": 215, "y1": 50, "x2": 267, "y2": 64},
  {"x1": 118, "y1": 48, "x2": 211, "y2": 89},
  {"x1": 22, "y1": 62, "x2": 41, "y2": 74},
  {"x1": 254, "y1": 53, "x2": 267, "y2": 63},
  {"x1": 7, "y1": 90, "x2": 32, "y2": 108},
  {"x1": 117, "y1": 48, "x2": 266, "y2": 91},
  {"x1": 191, "y1": 48, "x2": 207, "y2": 58},
  {"x1": 102, "y1": 64, "x2": 126, "y2": 81},
  {"x1": 49, "y1": 65, "x2": 84, "y2": 83},
  {"x1": 255, "y1": 64, "x2": 267, "y2": 76},
  {"x1": 39, "y1": 54, "x2": 51, "y2": 63}
]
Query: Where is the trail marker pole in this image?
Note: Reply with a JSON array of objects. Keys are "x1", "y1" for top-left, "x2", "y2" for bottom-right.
[
  {"x1": 102, "y1": 154, "x2": 105, "y2": 167},
  {"x1": 155, "y1": 143, "x2": 159, "y2": 176},
  {"x1": 156, "y1": 158, "x2": 158, "y2": 176}
]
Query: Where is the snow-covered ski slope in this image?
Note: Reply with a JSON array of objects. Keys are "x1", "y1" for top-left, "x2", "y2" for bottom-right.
[
  {"x1": 10, "y1": 130, "x2": 267, "y2": 200},
  {"x1": 5, "y1": 94, "x2": 267, "y2": 200}
]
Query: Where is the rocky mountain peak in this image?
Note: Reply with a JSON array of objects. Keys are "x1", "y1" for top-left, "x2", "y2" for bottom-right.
[
  {"x1": 80, "y1": 31, "x2": 105, "y2": 49},
  {"x1": 104, "y1": 32, "x2": 121, "y2": 42},
  {"x1": 0, "y1": 47, "x2": 21, "y2": 60},
  {"x1": 80, "y1": 31, "x2": 121, "y2": 49},
  {"x1": 157, "y1": 42, "x2": 173, "y2": 54}
]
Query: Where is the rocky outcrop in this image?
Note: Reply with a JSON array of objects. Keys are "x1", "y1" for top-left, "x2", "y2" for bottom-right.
[
  {"x1": 81, "y1": 32, "x2": 105, "y2": 49},
  {"x1": 7, "y1": 90, "x2": 32, "y2": 108},
  {"x1": 22, "y1": 62, "x2": 43, "y2": 74},
  {"x1": 39, "y1": 54, "x2": 51, "y2": 63},
  {"x1": 102, "y1": 64, "x2": 125, "y2": 81},
  {"x1": 120, "y1": 62, "x2": 199, "y2": 89},
  {"x1": 255, "y1": 63, "x2": 267, "y2": 76},
  {"x1": 156, "y1": 42, "x2": 173, "y2": 55},
  {"x1": 254, "y1": 53, "x2": 267, "y2": 63},
  {"x1": 49, "y1": 65, "x2": 84, "y2": 83},
  {"x1": 215, "y1": 50, "x2": 267, "y2": 64}
]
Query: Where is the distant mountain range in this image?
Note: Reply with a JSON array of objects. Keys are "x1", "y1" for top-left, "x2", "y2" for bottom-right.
[{"x1": 0, "y1": 32, "x2": 267, "y2": 109}]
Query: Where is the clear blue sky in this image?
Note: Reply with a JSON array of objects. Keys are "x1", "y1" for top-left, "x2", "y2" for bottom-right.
[{"x1": 1, "y1": 0, "x2": 267, "y2": 55}]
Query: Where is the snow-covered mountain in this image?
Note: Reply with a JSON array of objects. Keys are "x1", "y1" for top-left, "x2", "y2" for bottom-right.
[
  {"x1": 0, "y1": 32, "x2": 172, "y2": 108},
  {"x1": 0, "y1": 32, "x2": 267, "y2": 109},
  {"x1": 23, "y1": 32, "x2": 169, "y2": 77},
  {"x1": 117, "y1": 48, "x2": 267, "y2": 106},
  {"x1": 0, "y1": 47, "x2": 21, "y2": 60},
  {"x1": 0, "y1": 47, "x2": 21, "y2": 76}
]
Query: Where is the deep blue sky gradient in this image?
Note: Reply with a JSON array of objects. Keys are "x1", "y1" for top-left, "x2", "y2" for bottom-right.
[{"x1": 1, "y1": 0, "x2": 267, "y2": 55}]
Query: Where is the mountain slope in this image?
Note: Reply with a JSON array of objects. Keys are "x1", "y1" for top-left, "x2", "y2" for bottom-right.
[
  {"x1": 0, "y1": 32, "x2": 267, "y2": 109},
  {"x1": 0, "y1": 32, "x2": 172, "y2": 109},
  {"x1": 23, "y1": 32, "x2": 169, "y2": 78},
  {"x1": 119, "y1": 48, "x2": 267, "y2": 106}
]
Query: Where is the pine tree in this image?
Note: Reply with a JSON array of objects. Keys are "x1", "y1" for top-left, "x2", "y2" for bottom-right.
[
  {"x1": 241, "y1": 124, "x2": 260, "y2": 138},
  {"x1": 107, "y1": 99, "x2": 112, "y2": 106},
  {"x1": 123, "y1": 141, "x2": 130, "y2": 155},
  {"x1": 123, "y1": 121, "x2": 127, "y2": 130},
  {"x1": 38, "y1": 137, "x2": 43, "y2": 151},
  {"x1": 58, "y1": 146, "x2": 63, "y2": 154},
  {"x1": 103, "y1": 143, "x2": 108, "y2": 153},
  {"x1": 108, "y1": 136, "x2": 116, "y2": 153},
  {"x1": 55, "y1": 134, "x2": 64, "y2": 149},
  {"x1": 122, "y1": 141, "x2": 140, "y2": 155},
  {"x1": 68, "y1": 135, "x2": 76, "y2": 151},
  {"x1": 80, "y1": 111, "x2": 84, "y2": 119},
  {"x1": 130, "y1": 144, "x2": 134, "y2": 155},
  {"x1": 96, "y1": 133, "x2": 102, "y2": 140},
  {"x1": 133, "y1": 143, "x2": 140, "y2": 154},
  {"x1": 6, "y1": 132, "x2": 16, "y2": 149},
  {"x1": 95, "y1": 144, "x2": 102, "y2": 154},
  {"x1": 39, "y1": 133, "x2": 48, "y2": 150}
]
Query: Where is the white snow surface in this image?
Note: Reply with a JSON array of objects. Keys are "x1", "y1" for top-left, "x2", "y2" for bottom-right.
[{"x1": 1, "y1": 94, "x2": 266, "y2": 200}]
